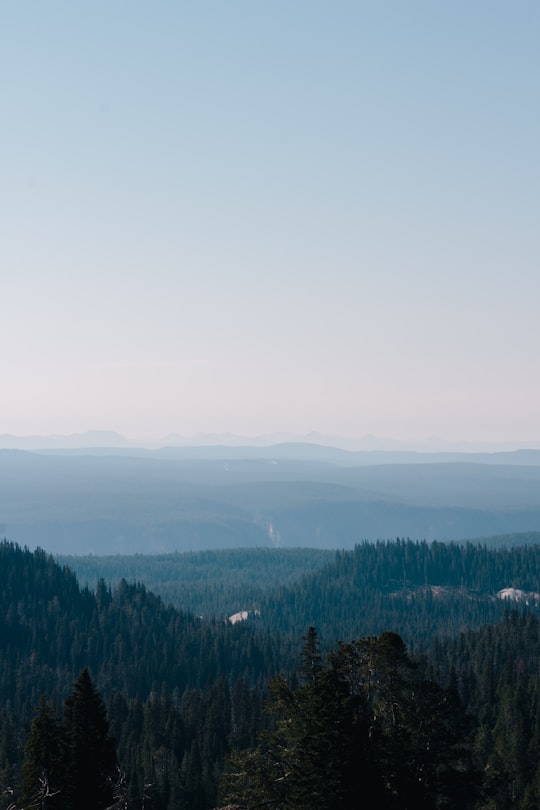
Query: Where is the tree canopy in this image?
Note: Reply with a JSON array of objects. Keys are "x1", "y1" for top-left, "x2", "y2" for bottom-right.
[{"x1": 221, "y1": 628, "x2": 479, "y2": 809}]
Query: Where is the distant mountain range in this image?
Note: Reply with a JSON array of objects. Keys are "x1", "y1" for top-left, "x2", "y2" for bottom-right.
[
  {"x1": 1, "y1": 439, "x2": 540, "y2": 555},
  {"x1": 1, "y1": 429, "x2": 540, "y2": 455}
]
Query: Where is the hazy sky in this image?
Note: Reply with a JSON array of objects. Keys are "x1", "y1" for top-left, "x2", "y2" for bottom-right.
[{"x1": 2, "y1": 1, "x2": 539, "y2": 445}]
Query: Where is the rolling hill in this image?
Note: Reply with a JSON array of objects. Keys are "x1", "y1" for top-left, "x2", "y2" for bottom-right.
[{"x1": 1, "y1": 445, "x2": 540, "y2": 554}]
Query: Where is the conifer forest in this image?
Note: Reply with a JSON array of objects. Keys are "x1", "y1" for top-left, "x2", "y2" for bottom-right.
[{"x1": 2, "y1": 537, "x2": 540, "y2": 808}]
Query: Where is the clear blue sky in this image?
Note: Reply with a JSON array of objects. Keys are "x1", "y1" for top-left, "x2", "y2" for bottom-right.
[{"x1": 2, "y1": 1, "x2": 539, "y2": 445}]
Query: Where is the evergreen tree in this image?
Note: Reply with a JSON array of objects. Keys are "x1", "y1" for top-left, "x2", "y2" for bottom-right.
[
  {"x1": 20, "y1": 697, "x2": 65, "y2": 810},
  {"x1": 0, "y1": 711, "x2": 21, "y2": 810},
  {"x1": 221, "y1": 629, "x2": 373, "y2": 809},
  {"x1": 63, "y1": 669, "x2": 118, "y2": 810},
  {"x1": 221, "y1": 630, "x2": 478, "y2": 809}
]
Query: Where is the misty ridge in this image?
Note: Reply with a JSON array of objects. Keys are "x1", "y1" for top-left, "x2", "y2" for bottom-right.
[{"x1": 1, "y1": 437, "x2": 540, "y2": 555}]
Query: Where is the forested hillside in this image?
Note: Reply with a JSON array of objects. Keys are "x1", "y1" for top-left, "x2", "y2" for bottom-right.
[
  {"x1": 62, "y1": 539, "x2": 540, "y2": 652},
  {"x1": 0, "y1": 541, "x2": 294, "y2": 808},
  {"x1": 3, "y1": 540, "x2": 540, "y2": 807},
  {"x1": 57, "y1": 547, "x2": 335, "y2": 619},
  {"x1": 254, "y1": 539, "x2": 540, "y2": 652}
]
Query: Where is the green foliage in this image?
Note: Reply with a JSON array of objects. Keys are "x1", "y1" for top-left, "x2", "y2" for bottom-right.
[
  {"x1": 0, "y1": 711, "x2": 19, "y2": 810},
  {"x1": 63, "y1": 668, "x2": 118, "y2": 810},
  {"x1": 426, "y1": 611, "x2": 540, "y2": 809},
  {"x1": 20, "y1": 672, "x2": 118, "y2": 810},
  {"x1": 254, "y1": 539, "x2": 540, "y2": 651},
  {"x1": 57, "y1": 547, "x2": 335, "y2": 619},
  {"x1": 221, "y1": 629, "x2": 478, "y2": 809},
  {"x1": 59, "y1": 540, "x2": 540, "y2": 654},
  {"x1": 20, "y1": 697, "x2": 66, "y2": 809},
  {"x1": 6, "y1": 539, "x2": 540, "y2": 808}
]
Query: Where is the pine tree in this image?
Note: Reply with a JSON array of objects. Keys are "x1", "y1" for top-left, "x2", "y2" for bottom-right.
[
  {"x1": 20, "y1": 697, "x2": 65, "y2": 810},
  {"x1": 63, "y1": 668, "x2": 118, "y2": 810},
  {"x1": 298, "y1": 626, "x2": 323, "y2": 685}
]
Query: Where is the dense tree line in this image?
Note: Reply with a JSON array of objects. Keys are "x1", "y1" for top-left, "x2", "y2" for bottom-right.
[
  {"x1": 59, "y1": 539, "x2": 540, "y2": 653},
  {"x1": 57, "y1": 547, "x2": 335, "y2": 620},
  {"x1": 254, "y1": 538, "x2": 540, "y2": 652},
  {"x1": 3, "y1": 540, "x2": 540, "y2": 806},
  {"x1": 424, "y1": 611, "x2": 540, "y2": 809}
]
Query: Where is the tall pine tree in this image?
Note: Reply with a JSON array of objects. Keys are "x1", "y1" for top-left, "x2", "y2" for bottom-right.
[{"x1": 63, "y1": 669, "x2": 118, "y2": 810}]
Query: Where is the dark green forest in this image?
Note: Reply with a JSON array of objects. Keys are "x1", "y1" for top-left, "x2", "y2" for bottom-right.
[
  {"x1": 56, "y1": 547, "x2": 336, "y2": 620},
  {"x1": 60, "y1": 536, "x2": 540, "y2": 652},
  {"x1": 3, "y1": 539, "x2": 540, "y2": 807}
]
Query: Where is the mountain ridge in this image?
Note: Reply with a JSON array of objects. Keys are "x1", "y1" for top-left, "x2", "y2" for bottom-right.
[{"x1": 2, "y1": 430, "x2": 540, "y2": 454}]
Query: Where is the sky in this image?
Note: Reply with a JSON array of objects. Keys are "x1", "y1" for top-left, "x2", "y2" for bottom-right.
[{"x1": 1, "y1": 1, "x2": 539, "y2": 447}]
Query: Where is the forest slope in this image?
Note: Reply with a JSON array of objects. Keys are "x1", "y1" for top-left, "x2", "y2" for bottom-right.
[
  {"x1": 3, "y1": 541, "x2": 540, "y2": 808},
  {"x1": 60, "y1": 539, "x2": 540, "y2": 653}
]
